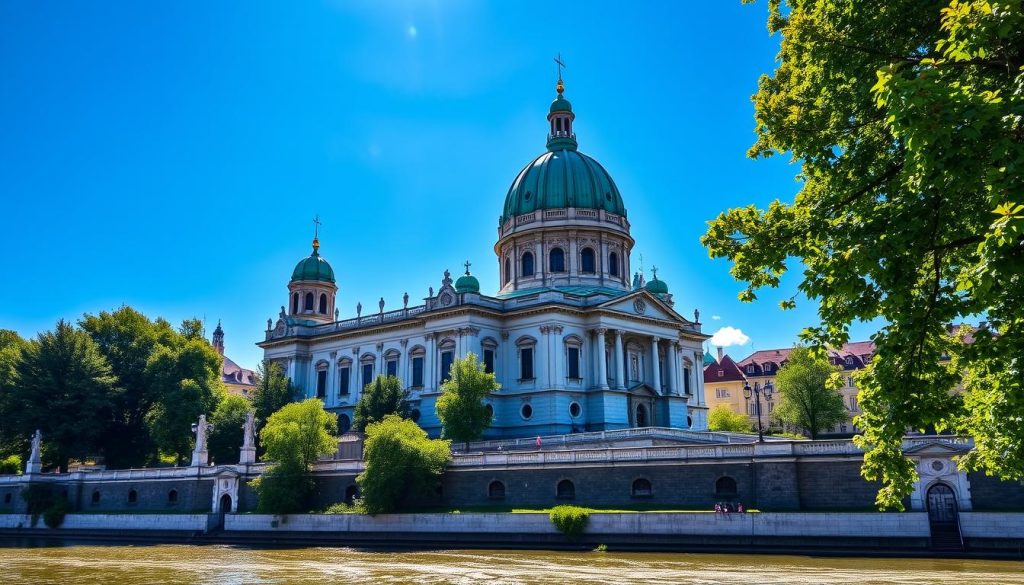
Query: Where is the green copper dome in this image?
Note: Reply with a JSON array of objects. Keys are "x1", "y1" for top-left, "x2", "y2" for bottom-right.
[
  {"x1": 550, "y1": 95, "x2": 572, "y2": 113},
  {"x1": 455, "y1": 273, "x2": 480, "y2": 293},
  {"x1": 501, "y1": 150, "x2": 625, "y2": 224},
  {"x1": 291, "y1": 240, "x2": 335, "y2": 283},
  {"x1": 645, "y1": 276, "x2": 669, "y2": 295}
]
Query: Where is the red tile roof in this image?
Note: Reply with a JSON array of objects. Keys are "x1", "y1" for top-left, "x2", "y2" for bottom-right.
[
  {"x1": 222, "y1": 356, "x2": 256, "y2": 387},
  {"x1": 704, "y1": 354, "x2": 746, "y2": 382}
]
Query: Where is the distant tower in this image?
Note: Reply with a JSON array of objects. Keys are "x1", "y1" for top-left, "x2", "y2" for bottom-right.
[
  {"x1": 287, "y1": 218, "x2": 338, "y2": 324},
  {"x1": 212, "y1": 320, "x2": 225, "y2": 355}
]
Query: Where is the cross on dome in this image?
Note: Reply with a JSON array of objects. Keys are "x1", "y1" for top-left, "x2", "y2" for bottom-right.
[{"x1": 464, "y1": 260, "x2": 472, "y2": 275}]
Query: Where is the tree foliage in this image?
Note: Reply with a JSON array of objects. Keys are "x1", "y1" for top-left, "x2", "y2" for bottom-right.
[
  {"x1": 357, "y1": 415, "x2": 451, "y2": 514},
  {"x1": 208, "y1": 393, "x2": 252, "y2": 465},
  {"x1": 774, "y1": 347, "x2": 848, "y2": 439},
  {"x1": 435, "y1": 353, "x2": 497, "y2": 445},
  {"x1": 703, "y1": 0, "x2": 1024, "y2": 508},
  {"x1": 0, "y1": 330, "x2": 28, "y2": 457},
  {"x1": 144, "y1": 337, "x2": 224, "y2": 464},
  {"x1": 10, "y1": 321, "x2": 118, "y2": 471},
  {"x1": 253, "y1": 399, "x2": 337, "y2": 514},
  {"x1": 708, "y1": 405, "x2": 753, "y2": 433},
  {"x1": 252, "y1": 360, "x2": 294, "y2": 430},
  {"x1": 353, "y1": 375, "x2": 409, "y2": 433}
]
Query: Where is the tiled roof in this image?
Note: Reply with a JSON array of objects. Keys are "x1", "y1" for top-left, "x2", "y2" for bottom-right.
[
  {"x1": 704, "y1": 354, "x2": 746, "y2": 382},
  {"x1": 222, "y1": 356, "x2": 256, "y2": 387},
  {"x1": 737, "y1": 341, "x2": 877, "y2": 375}
]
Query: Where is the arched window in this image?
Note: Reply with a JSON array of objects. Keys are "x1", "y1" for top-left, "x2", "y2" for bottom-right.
[
  {"x1": 91, "y1": 491, "x2": 100, "y2": 504},
  {"x1": 304, "y1": 292, "x2": 314, "y2": 311},
  {"x1": 504, "y1": 257, "x2": 511, "y2": 285},
  {"x1": 167, "y1": 489, "x2": 178, "y2": 503},
  {"x1": 549, "y1": 247, "x2": 565, "y2": 272},
  {"x1": 632, "y1": 478, "x2": 653, "y2": 497},
  {"x1": 291, "y1": 293, "x2": 299, "y2": 314},
  {"x1": 556, "y1": 479, "x2": 576, "y2": 499},
  {"x1": 488, "y1": 481, "x2": 506, "y2": 499},
  {"x1": 522, "y1": 252, "x2": 535, "y2": 277},
  {"x1": 338, "y1": 414, "x2": 352, "y2": 435},
  {"x1": 485, "y1": 403, "x2": 494, "y2": 419},
  {"x1": 609, "y1": 252, "x2": 620, "y2": 277},
  {"x1": 715, "y1": 476, "x2": 738, "y2": 498},
  {"x1": 127, "y1": 489, "x2": 138, "y2": 504},
  {"x1": 319, "y1": 293, "x2": 328, "y2": 314},
  {"x1": 580, "y1": 247, "x2": 596, "y2": 273}
]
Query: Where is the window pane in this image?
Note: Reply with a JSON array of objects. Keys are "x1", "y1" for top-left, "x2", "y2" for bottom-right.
[
  {"x1": 386, "y1": 360, "x2": 397, "y2": 377},
  {"x1": 440, "y1": 351, "x2": 454, "y2": 383},
  {"x1": 339, "y1": 367, "x2": 350, "y2": 395},
  {"x1": 521, "y1": 348, "x2": 534, "y2": 379},
  {"x1": 362, "y1": 363, "x2": 373, "y2": 389},
  {"x1": 683, "y1": 367, "x2": 692, "y2": 394},
  {"x1": 549, "y1": 248, "x2": 565, "y2": 272},
  {"x1": 567, "y1": 347, "x2": 580, "y2": 379},
  {"x1": 580, "y1": 248, "x2": 595, "y2": 273},
  {"x1": 412, "y1": 357, "x2": 424, "y2": 387},
  {"x1": 483, "y1": 349, "x2": 495, "y2": 374},
  {"x1": 522, "y1": 252, "x2": 535, "y2": 277},
  {"x1": 316, "y1": 370, "x2": 327, "y2": 398}
]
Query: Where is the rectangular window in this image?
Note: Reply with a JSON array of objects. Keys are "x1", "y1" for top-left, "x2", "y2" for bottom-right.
[
  {"x1": 847, "y1": 376, "x2": 855, "y2": 388},
  {"x1": 567, "y1": 347, "x2": 580, "y2": 379},
  {"x1": 386, "y1": 359, "x2": 398, "y2": 378},
  {"x1": 361, "y1": 363, "x2": 373, "y2": 389},
  {"x1": 483, "y1": 349, "x2": 495, "y2": 374},
  {"x1": 338, "y1": 367, "x2": 350, "y2": 395},
  {"x1": 520, "y1": 347, "x2": 534, "y2": 380},
  {"x1": 440, "y1": 351, "x2": 454, "y2": 383},
  {"x1": 716, "y1": 388, "x2": 729, "y2": 399},
  {"x1": 849, "y1": 396, "x2": 858, "y2": 411},
  {"x1": 411, "y1": 356, "x2": 424, "y2": 387},
  {"x1": 683, "y1": 367, "x2": 692, "y2": 394},
  {"x1": 316, "y1": 370, "x2": 327, "y2": 399}
]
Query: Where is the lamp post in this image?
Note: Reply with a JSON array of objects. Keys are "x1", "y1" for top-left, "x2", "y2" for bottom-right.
[{"x1": 743, "y1": 381, "x2": 774, "y2": 442}]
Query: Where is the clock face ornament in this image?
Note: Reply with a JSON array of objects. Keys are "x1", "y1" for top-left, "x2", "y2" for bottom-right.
[{"x1": 633, "y1": 298, "x2": 646, "y2": 314}]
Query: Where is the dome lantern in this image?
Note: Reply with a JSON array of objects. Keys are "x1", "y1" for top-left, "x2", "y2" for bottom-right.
[{"x1": 454, "y1": 261, "x2": 481, "y2": 294}]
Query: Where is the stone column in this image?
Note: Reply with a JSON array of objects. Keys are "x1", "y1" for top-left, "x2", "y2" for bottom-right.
[
  {"x1": 666, "y1": 342, "x2": 677, "y2": 395},
  {"x1": 425, "y1": 334, "x2": 436, "y2": 392},
  {"x1": 650, "y1": 337, "x2": 662, "y2": 394},
  {"x1": 594, "y1": 328, "x2": 609, "y2": 390},
  {"x1": 614, "y1": 330, "x2": 626, "y2": 390},
  {"x1": 399, "y1": 339, "x2": 409, "y2": 388},
  {"x1": 538, "y1": 325, "x2": 550, "y2": 387},
  {"x1": 552, "y1": 326, "x2": 564, "y2": 389},
  {"x1": 327, "y1": 351, "x2": 338, "y2": 407},
  {"x1": 695, "y1": 350, "x2": 706, "y2": 405}
]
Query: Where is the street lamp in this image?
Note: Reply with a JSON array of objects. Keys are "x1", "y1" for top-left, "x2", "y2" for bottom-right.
[{"x1": 743, "y1": 381, "x2": 774, "y2": 442}]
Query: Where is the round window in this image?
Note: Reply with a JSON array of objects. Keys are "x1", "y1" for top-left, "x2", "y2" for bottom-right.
[
  {"x1": 521, "y1": 404, "x2": 533, "y2": 420},
  {"x1": 569, "y1": 402, "x2": 581, "y2": 418}
]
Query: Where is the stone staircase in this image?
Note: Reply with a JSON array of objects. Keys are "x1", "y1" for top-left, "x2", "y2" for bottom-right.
[{"x1": 930, "y1": 522, "x2": 964, "y2": 552}]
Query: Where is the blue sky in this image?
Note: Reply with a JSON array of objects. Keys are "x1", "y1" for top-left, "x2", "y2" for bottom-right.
[{"x1": 0, "y1": 1, "x2": 880, "y2": 369}]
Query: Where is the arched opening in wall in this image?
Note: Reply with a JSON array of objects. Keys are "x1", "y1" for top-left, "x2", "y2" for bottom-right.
[
  {"x1": 345, "y1": 485, "x2": 360, "y2": 504},
  {"x1": 687, "y1": 415, "x2": 693, "y2": 429},
  {"x1": 219, "y1": 494, "x2": 232, "y2": 516},
  {"x1": 127, "y1": 489, "x2": 138, "y2": 504},
  {"x1": 556, "y1": 479, "x2": 576, "y2": 499},
  {"x1": 167, "y1": 489, "x2": 178, "y2": 504},
  {"x1": 338, "y1": 414, "x2": 352, "y2": 435},
  {"x1": 636, "y1": 403, "x2": 649, "y2": 428},
  {"x1": 549, "y1": 247, "x2": 565, "y2": 272},
  {"x1": 632, "y1": 478, "x2": 653, "y2": 497},
  {"x1": 488, "y1": 480, "x2": 506, "y2": 499},
  {"x1": 715, "y1": 476, "x2": 738, "y2": 500},
  {"x1": 580, "y1": 248, "x2": 596, "y2": 273},
  {"x1": 291, "y1": 293, "x2": 299, "y2": 314},
  {"x1": 522, "y1": 252, "x2": 535, "y2": 277},
  {"x1": 319, "y1": 293, "x2": 328, "y2": 314},
  {"x1": 91, "y1": 491, "x2": 100, "y2": 505},
  {"x1": 927, "y1": 483, "x2": 958, "y2": 524},
  {"x1": 504, "y1": 257, "x2": 511, "y2": 285},
  {"x1": 609, "y1": 252, "x2": 620, "y2": 277},
  {"x1": 304, "y1": 292, "x2": 314, "y2": 311}
]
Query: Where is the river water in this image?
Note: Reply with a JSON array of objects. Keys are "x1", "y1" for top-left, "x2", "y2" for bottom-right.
[{"x1": 0, "y1": 544, "x2": 1021, "y2": 584}]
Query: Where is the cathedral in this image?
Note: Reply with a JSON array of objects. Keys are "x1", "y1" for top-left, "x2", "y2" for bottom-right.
[{"x1": 259, "y1": 77, "x2": 710, "y2": 437}]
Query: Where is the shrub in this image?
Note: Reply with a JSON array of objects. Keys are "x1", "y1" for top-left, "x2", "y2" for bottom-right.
[
  {"x1": 43, "y1": 498, "x2": 70, "y2": 528},
  {"x1": 252, "y1": 460, "x2": 315, "y2": 514},
  {"x1": 708, "y1": 405, "x2": 752, "y2": 433},
  {"x1": 21, "y1": 484, "x2": 55, "y2": 527},
  {"x1": 549, "y1": 505, "x2": 590, "y2": 539},
  {"x1": 357, "y1": 415, "x2": 451, "y2": 514},
  {"x1": 323, "y1": 500, "x2": 366, "y2": 514},
  {"x1": 0, "y1": 455, "x2": 21, "y2": 475}
]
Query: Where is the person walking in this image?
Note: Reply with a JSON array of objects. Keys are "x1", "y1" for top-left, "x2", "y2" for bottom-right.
[{"x1": 535, "y1": 435, "x2": 542, "y2": 450}]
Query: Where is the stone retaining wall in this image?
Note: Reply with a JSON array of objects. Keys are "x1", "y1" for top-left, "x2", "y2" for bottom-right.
[{"x1": 0, "y1": 513, "x2": 210, "y2": 531}]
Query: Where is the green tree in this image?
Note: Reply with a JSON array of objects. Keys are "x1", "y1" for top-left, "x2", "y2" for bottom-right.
[
  {"x1": 435, "y1": 353, "x2": 497, "y2": 446},
  {"x1": 207, "y1": 394, "x2": 252, "y2": 465},
  {"x1": 145, "y1": 337, "x2": 224, "y2": 464},
  {"x1": 707, "y1": 405, "x2": 752, "y2": 433},
  {"x1": 253, "y1": 399, "x2": 337, "y2": 513},
  {"x1": 773, "y1": 347, "x2": 848, "y2": 440},
  {"x1": 252, "y1": 360, "x2": 294, "y2": 430},
  {"x1": 79, "y1": 307, "x2": 178, "y2": 467},
  {"x1": 10, "y1": 321, "x2": 118, "y2": 471},
  {"x1": 353, "y1": 375, "x2": 409, "y2": 432},
  {"x1": 0, "y1": 330, "x2": 28, "y2": 457},
  {"x1": 357, "y1": 415, "x2": 451, "y2": 514},
  {"x1": 702, "y1": 1, "x2": 1024, "y2": 508},
  {"x1": 178, "y1": 318, "x2": 206, "y2": 341}
]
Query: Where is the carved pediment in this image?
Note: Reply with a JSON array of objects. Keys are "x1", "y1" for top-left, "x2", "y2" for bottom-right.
[{"x1": 599, "y1": 290, "x2": 691, "y2": 324}]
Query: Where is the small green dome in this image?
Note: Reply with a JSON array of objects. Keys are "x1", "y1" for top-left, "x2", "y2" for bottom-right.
[
  {"x1": 703, "y1": 352, "x2": 717, "y2": 366},
  {"x1": 502, "y1": 150, "x2": 625, "y2": 224},
  {"x1": 455, "y1": 273, "x2": 480, "y2": 293},
  {"x1": 645, "y1": 276, "x2": 669, "y2": 295},
  {"x1": 550, "y1": 95, "x2": 572, "y2": 113},
  {"x1": 291, "y1": 241, "x2": 335, "y2": 283}
]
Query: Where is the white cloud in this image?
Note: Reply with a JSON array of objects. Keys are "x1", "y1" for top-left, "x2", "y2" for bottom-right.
[
  {"x1": 710, "y1": 326, "x2": 750, "y2": 348},
  {"x1": 711, "y1": 315, "x2": 721, "y2": 320}
]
